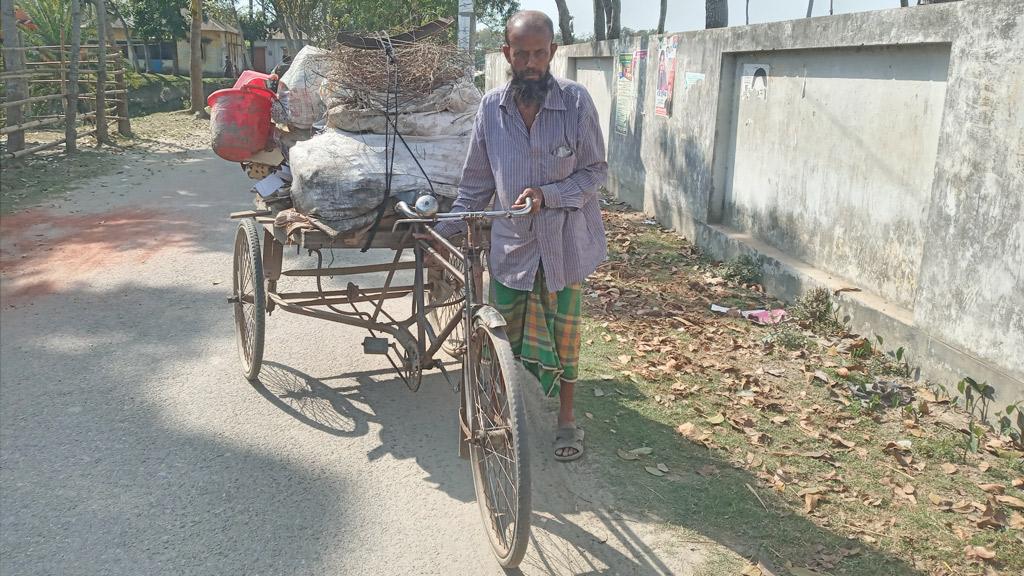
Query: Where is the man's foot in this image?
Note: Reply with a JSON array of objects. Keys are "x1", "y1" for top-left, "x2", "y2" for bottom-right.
[{"x1": 554, "y1": 425, "x2": 584, "y2": 461}]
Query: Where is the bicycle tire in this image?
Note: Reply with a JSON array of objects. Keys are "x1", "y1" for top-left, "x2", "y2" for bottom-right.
[
  {"x1": 232, "y1": 218, "x2": 265, "y2": 381},
  {"x1": 466, "y1": 321, "x2": 531, "y2": 567}
]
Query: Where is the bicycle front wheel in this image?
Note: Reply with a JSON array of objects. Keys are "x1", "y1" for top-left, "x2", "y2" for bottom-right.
[{"x1": 466, "y1": 322, "x2": 531, "y2": 567}]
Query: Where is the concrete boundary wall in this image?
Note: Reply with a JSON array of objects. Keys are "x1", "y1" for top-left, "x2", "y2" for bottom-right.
[{"x1": 485, "y1": 0, "x2": 1024, "y2": 406}]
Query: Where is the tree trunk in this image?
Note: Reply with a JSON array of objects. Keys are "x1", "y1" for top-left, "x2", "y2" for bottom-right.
[
  {"x1": 553, "y1": 0, "x2": 574, "y2": 44},
  {"x1": 806, "y1": 0, "x2": 814, "y2": 18},
  {"x1": 705, "y1": 0, "x2": 728, "y2": 28},
  {"x1": 746, "y1": 0, "x2": 750, "y2": 24},
  {"x1": 143, "y1": 42, "x2": 150, "y2": 73},
  {"x1": 658, "y1": 0, "x2": 667, "y2": 33},
  {"x1": 1, "y1": 0, "x2": 28, "y2": 154},
  {"x1": 228, "y1": 2, "x2": 251, "y2": 70},
  {"x1": 900, "y1": 0, "x2": 909, "y2": 6},
  {"x1": 109, "y1": 1, "x2": 136, "y2": 71},
  {"x1": 66, "y1": 0, "x2": 83, "y2": 153},
  {"x1": 190, "y1": 0, "x2": 206, "y2": 116},
  {"x1": 94, "y1": 0, "x2": 109, "y2": 145},
  {"x1": 607, "y1": 0, "x2": 621, "y2": 40},
  {"x1": 593, "y1": 0, "x2": 606, "y2": 41}
]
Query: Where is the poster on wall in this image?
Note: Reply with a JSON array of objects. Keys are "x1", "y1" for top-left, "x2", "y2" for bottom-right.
[
  {"x1": 741, "y1": 63, "x2": 770, "y2": 100},
  {"x1": 614, "y1": 52, "x2": 635, "y2": 135},
  {"x1": 684, "y1": 72, "x2": 705, "y2": 90},
  {"x1": 655, "y1": 36, "x2": 680, "y2": 117}
]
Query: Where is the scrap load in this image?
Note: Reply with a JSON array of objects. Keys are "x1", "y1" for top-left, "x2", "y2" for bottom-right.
[{"x1": 208, "y1": 39, "x2": 479, "y2": 236}]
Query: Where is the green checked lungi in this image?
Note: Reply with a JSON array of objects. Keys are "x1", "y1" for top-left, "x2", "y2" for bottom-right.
[{"x1": 491, "y1": 268, "x2": 582, "y2": 397}]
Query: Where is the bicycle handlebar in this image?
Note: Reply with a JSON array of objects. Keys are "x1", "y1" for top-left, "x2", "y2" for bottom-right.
[{"x1": 393, "y1": 197, "x2": 534, "y2": 222}]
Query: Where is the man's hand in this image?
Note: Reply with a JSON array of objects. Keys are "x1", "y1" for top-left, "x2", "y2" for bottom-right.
[{"x1": 512, "y1": 187, "x2": 543, "y2": 214}]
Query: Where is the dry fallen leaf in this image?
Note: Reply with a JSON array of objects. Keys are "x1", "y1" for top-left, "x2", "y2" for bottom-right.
[
  {"x1": 836, "y1": 367, "x2": 849, "y2": 378},
  {"x1": 1009, "y1": 511, "x2": 1024, "y2": 530},
  {"x1": 584, "y1": 412, "x2": 594, "y2": 420},
  {"x1": 941, "y1": 462, "x2": 958, "y2": 475},
  {"x1": 829, "y1": 434, "x2": 856, "y2": 449},
  {"x1": 798, "y1": 486, "x2": 827, "y2": 496},
  {"x1": 979, "y1": 461, "x2": 991, "y2": 473},
  {"x1": 677, "y1": 422, "x2": 696, "y2": 437},
  {"x1": 644, "y1": 466, "x2": 664, "y2": 477},
  {"x1": 706, "y1": 413, "x2": 726, "y2": 425},
  {"x1": 978, "y1": 483, "x2": 1005, "y2": 495},
  {"x1": 964, "y1": 545, "x2": 996, "y2": 561},
  {"x1": 594, "y1": 387, "x2": 606, "y2": 397},
  {"x1": 995, "y1": 495, "x2": 1024, "y2": 510},
  {"x1": 771, "y1": 416, "x2": 789, "y2": 425},
  {"x1": 812, "y1": 370, "x2": 830, "y2": 384},
  {"x1": 804, "y1": 493, "x2": 823, "y2": 513},
  {"x1": 1012, "y1": 477, "x2": 1024, "y2": 489},
  {"x1": 617, "y1": 449, "x2": 640, "y2": 461},
  {"x1": 617, "y1": 355, "x2": 632, "y2": 365},
  {"x1": 657, "y1": 462, "x2": 670, "y2": 473},
  {"x1": 630, "y1": 446, "x2": 654, "y2": 456}
]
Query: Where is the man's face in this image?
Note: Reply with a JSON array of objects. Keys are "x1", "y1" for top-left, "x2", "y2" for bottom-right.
[{"x1": 502, "y1": 28, "x2": 556, "y2": 81}]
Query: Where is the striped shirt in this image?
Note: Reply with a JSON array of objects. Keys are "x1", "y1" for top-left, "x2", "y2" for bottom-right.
[{"x1": 434, "y1": 76, "x2": 609, "y2": 293}]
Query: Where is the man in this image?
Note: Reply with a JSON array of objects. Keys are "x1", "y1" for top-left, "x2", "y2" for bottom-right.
[{"x1": 433, "y1": 10, "x2": 608, "y2": 461}]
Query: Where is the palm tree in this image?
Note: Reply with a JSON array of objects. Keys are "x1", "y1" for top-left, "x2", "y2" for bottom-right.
[
  {"x1": 706, "y1": 0, "x2": 727, "y2": 28},
  {"x1": 658, "y1": 0, "x2": 667, "y2": 33},
  {"x1": 189, "y1": 0, "x2": 206, "y2": 116},
  {"x1": 553, "y1": 0, "x2": 574, "y2": 44}
]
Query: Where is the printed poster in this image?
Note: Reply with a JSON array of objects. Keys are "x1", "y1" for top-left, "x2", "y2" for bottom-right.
[
  {"x1": 741, "y1": 63, "x2": 770, "y2": 100},
  {"x1": 684, "y1": 71, "x2": 705, "y2": 90},
  {"x1": 655, "y1": 35, "x2": 679, "y2": 117},
  {"x1": 614, "y1": 52, "x2": 635, "y2": 135}
]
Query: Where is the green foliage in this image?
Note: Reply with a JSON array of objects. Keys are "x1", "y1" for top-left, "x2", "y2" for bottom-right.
[
  {"x1": 126, "y1": 0, "x2": 188, "y2": 41},
  {"x1": 720, "y1": 254, "x2": 760, "y2": 285},
  {"x1": 19, "y1": 0, "x2": 93, "y2": 47},
  {"x1": 791, "y1": 287, "x2": 847, "y2": 337},
  {"x1": 957, "y1": 376, "x2": 996, "y2": 459},
  {"x1": 238, "y1": 10, "x2": 275, "y2": 42},
  {"x1": 995, "y1": 402, "x2": 1023, "y2": 446}
]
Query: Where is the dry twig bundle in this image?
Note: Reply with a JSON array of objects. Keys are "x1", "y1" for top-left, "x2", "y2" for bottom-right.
[{"x1": 324, "y1": 40, "x2": 473, "y2": 112}]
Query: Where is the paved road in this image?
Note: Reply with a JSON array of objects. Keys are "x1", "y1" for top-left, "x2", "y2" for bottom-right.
[{"x1": 1, "y1": 145, "x2": 696, "y2": 575}]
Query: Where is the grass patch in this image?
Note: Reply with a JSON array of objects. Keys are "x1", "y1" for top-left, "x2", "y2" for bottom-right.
[{"x1": 577, "y1": 206, "x2": 1024, "y2": 575}]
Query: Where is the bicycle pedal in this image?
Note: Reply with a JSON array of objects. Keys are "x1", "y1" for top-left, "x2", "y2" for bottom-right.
[{"x1": 362, "y1": 337, "x2": 390, "y2": 355}]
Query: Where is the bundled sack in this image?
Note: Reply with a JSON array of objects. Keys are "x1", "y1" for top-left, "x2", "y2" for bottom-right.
[
  {"x1": 324, "y1": 78, "x2": 481, "y2": 136},
  {"x1": 289, "y1": 129, "x2": 469, "y2": 233},
  {"x1": 278, "y1": 46, "x2": 332, "y2": 129}
]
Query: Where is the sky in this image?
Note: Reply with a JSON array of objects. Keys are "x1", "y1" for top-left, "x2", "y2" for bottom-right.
[{"x1": 510, "y1": 0, "x2": 908, "y2": 37}]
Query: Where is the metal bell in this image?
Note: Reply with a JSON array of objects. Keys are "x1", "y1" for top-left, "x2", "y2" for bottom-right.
[{"x1": 414, "y1": 194, "x2": 439, "y2": 217}]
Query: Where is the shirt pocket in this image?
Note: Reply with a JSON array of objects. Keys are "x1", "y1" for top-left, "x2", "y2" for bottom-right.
[{"x1": 544, "y1": 147, "x2": 577, "y2": 183}]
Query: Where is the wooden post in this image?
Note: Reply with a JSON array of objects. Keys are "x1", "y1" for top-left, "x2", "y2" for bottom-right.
[
  {"x1": 112, "y1": 47, "x2": 131, "y2": 135},
  {"x1": 60, "y1": 31, "x2": 67, "y2": 120},
  {"x1": 66, "y1": 0, "x2": 82, "y2": 153},
  {"x1": 94, "y1": 0, "x2": 109, "y2": 145},
  {"x1": 2, "y1": 0, "x2": 29, "y2": 154}
]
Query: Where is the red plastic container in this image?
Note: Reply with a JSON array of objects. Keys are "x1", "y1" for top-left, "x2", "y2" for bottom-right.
[
  {"x1": 233, "y1": 70, "x2": 276, "y2": 94},
  {"x1": 208, "y1": 86, "x2": 275, "y2": 162}
]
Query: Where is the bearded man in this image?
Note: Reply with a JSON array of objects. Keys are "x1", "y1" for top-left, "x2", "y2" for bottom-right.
[{"x1": 433, "y1": 10, "x2": 608, "y2": 461}]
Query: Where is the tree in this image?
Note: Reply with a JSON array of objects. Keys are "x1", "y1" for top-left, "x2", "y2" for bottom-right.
[
  {"x1": 606, "y1": 0, "x2": 620, "y2": 39},
  {"x1": 108, "y1": 0, "x2": 137, "y2": 71},
  {"x1": 189, "y1": 0, "x2": 206, "y2": 116},
  {"x1": 705, "y1": 0, "x2": 727, "y2": 28},
  {"x1": 1, "y1": 0, "x2": 27, "y2": 153},
  {"x1": 553, "y1": 0, "x2": 574, "y2": 45},
  {"x1": 593, "y1": 0, "x2": 605, "y2": 41},
  {"x1": 805, "y1": 0, "x2": 814, "y2": 18},
  {"x1": 745, "y1": 0, "x2": 750, "y2": 24},
  {"x1": 657, "y1": 0, "x2": 666, "y2": 33}
]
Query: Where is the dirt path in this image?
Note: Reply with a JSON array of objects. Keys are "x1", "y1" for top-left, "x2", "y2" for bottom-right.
[{"x1": 0, "y1": 118, "x2": 713, "y2": 575}]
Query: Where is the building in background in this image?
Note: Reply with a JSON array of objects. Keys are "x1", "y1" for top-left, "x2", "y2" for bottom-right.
[{"x1": 109, "y1": 13, "x2": 243, "y2": 76}]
